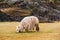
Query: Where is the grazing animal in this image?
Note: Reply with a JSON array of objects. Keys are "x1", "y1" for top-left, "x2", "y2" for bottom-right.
[{"x1": 16, "y1": 16, "x2": 39, "y2": 32}]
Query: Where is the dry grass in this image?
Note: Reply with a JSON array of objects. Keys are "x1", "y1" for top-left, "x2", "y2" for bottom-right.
[{"x1": 0, "y1": 22, "x2": 60, "y2": 40}]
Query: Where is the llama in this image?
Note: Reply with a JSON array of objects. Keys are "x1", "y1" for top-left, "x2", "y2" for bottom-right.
[{"x1": 16, "y1": 16, "x2": 39, "y2": 32}]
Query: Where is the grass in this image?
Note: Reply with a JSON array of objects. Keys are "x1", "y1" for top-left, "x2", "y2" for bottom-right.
[{"x1": 0, "y1": 22, "x2": 60, "y2": 40}]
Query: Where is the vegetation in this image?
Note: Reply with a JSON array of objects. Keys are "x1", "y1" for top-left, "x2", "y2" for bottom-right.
[{"x1": 0, "y1": 0, "x2": 4, "y2": 2}]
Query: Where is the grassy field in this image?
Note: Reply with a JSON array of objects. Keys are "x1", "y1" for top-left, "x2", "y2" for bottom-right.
[{"x1": 0, "y1": 22, "x2": 60, "y2": 40}]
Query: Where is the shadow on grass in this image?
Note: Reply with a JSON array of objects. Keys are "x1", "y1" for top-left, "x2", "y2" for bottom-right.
[
  {"x1": 15, "y1": 30, "x2": 53, "y2": 34},
  {"x1": 16, "y1": 31, "x2": 39, "y2": 33}
]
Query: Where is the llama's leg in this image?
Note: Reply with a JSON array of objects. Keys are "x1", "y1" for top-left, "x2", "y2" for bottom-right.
[
  {"x1": 25, "y1": 28, "x2": 29, "y2": 32},
  {"x1": 25, "y1": 26, "x2": 31, "y2": 32},
  {"x1": 35, "y1": 24, "x2": 39, "y2": 31},
  {"x1": 25, "y1": 26, "x2": 29, "y2": 32}
]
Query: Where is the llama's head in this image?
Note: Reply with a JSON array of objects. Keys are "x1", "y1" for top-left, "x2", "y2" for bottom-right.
[{"x1": 16, "y1": 26, "x2": 22, "y2": 33}]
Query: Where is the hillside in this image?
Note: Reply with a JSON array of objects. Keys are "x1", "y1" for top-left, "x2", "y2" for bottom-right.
[{"x1": 0, "y1": 0, "x2": 60, "y2": 22}]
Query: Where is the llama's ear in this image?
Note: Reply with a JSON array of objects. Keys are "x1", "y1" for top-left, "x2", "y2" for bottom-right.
[
  {"x1": 16, "y1": 26, "x2": 20, "y2": 28},
  {"x1": 16, "y1": 26, "x2": 19, "y2": 28}
]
